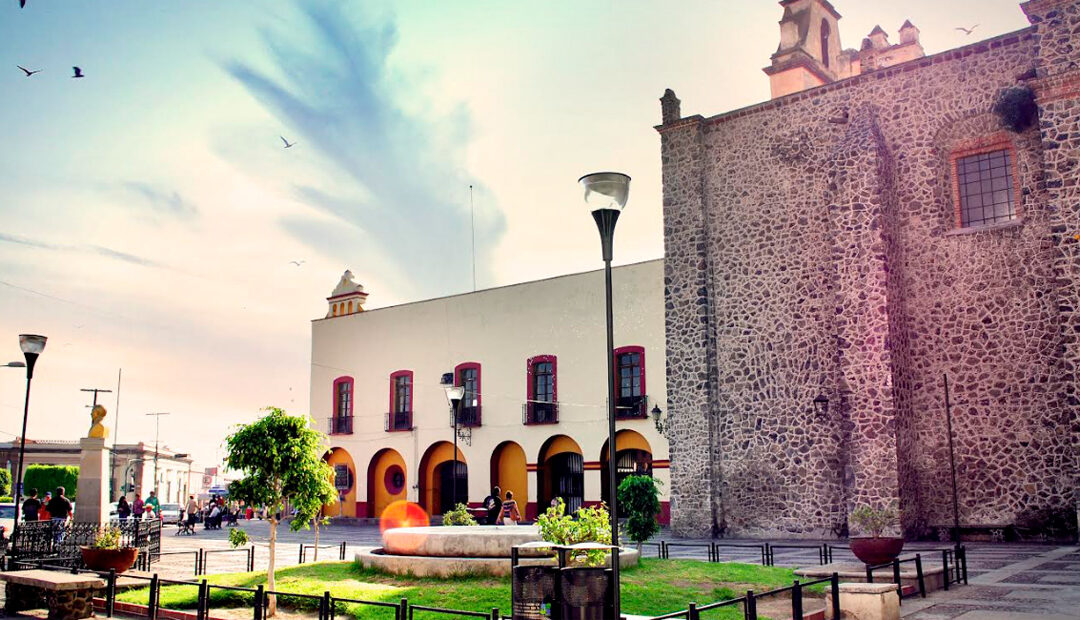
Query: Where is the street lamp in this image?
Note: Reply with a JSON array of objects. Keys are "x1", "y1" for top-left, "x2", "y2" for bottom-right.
[
  {"x1": 581, "y1": 171, "x2": 630, "y2": 619},
  {"x1": 3, "y1": 361, "x2": 26, "y2": 368},
  {"x1": 812, "y1": 393, "x2": 829, "y2": 419},
  {"x1": 12, "y1": 334, "x2": 46, "y2": 538},
  {"x1": 443, "y1": 383, "x2": 465, "y2": 513},
  {"x1": 146, "y1": 412, "x2": 170, "y2": 497}
]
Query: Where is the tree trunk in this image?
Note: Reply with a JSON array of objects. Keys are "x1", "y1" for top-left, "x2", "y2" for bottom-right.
[
  {"x1": 636, "y1": 541, "x2": 643, "y2": 565},
  {"x1": 267, "y1": 515, "x2": 278, "y2": 616},
  {"x1": 313, "y1": 516, "x2": 320, "y2": 562}
]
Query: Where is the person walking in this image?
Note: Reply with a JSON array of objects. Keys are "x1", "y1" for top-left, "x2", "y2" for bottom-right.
[
  {"x1": 501, "y1": 490, "x2": 520, "y2": 526},
  {"x1": 21, "y1": 488, "x2": 41, "y2": 523},
  {"x1": 117, "y1": 496, "x2": 131, "y2": 520},
  {"x1": 145, "y1": 491, "x2": 160, "y2": 518},
  {"x1": 185, "y1": 495, "x2": 199, "y2": 528},
  {"x1": 132, "y1": 493, "x2": 145, "y2": 520},
  {"x1": 37, "y1": 492, "x2": 51, "y2": 521},
  {"x1": 482, "y1": 486, "x2": 503, "y2": 525}
]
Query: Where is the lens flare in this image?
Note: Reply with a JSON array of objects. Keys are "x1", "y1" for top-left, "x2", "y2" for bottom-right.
[{"x1": 379, "y1": 500, "x2": 429, "y2": 534}]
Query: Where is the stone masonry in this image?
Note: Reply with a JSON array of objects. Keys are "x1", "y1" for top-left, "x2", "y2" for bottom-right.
[{"x1": 660, "y1": 0, "x2": 1080, "y2": 539}]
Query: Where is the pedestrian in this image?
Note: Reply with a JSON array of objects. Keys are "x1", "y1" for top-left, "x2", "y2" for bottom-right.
[
  {"x1": 501, "y1": 490, "x2": 520, "y2": 526},
  {"x1": 145, "y1": 490, "x2": 160, "y2": 517},
  {"x1": 46, "y1": 487, "x2": 72, "y2": 522},
  {"x1": 38, "y1": 492, "x2": 51, "y2": 521},
  {"x1": 132, "y1": 493, "x2": 145, "y2": 520},
  {"x1": 117, "y1": 496, "x2": 131, "y2": 520},
  {"x1": 21, "y1": 488, "x2": 41, "y2": 523},
  {"x1": 482, "y1": 486, "x2": 503, "y2": 525},
  {"x1": 185, "y1": 495, "x2": 199, "y2": 528}
]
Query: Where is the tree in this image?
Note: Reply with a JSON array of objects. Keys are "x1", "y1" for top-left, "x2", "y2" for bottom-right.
[
  {"x1": 24, "y1": 465, "x2": 79, "y2": 500},
  {"x1": 617, "y1": 475, "x2": 662, "y2": 558},
  {"x1": 225, "y1": 407, "x2": 335, "y2": 615},
  {"x1": 0, "y1": 468, "x2": 11, "y2": 497}
]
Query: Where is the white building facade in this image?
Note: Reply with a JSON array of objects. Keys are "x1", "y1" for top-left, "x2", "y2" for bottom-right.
[{"x1": 309, "y1": 260, "x2": 670, "y2": 523}]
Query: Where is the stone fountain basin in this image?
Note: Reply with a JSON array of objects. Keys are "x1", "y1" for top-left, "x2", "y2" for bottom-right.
[
  {"x1": 382, "y1": 525, "x2": 544, "y2": 558},
  {"x1": 356, "y1": 545, "x2": 640, "y2": 578}
]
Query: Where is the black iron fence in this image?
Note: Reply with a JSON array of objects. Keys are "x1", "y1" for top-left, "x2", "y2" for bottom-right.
[
  {"x1": 646, "y1": 572, "x2": 841, "y2": 620},
  {"x1": 299, "y1": 541, "x2": 349, "y2": 564},
  {"x1": 7, "y1": 518, "x2": 161, "y2": 570}
]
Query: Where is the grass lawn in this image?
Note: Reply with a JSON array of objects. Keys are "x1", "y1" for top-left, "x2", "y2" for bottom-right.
[{"x1": 117, "y1": 559, "x2": 812, "y2": 619}]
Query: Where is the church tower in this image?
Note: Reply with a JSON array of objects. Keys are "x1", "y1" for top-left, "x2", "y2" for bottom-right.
[
  {"x1": 763, "y1": 0, "x2": 843, "y2": 98},
  {"x1": 326, "y1": 270, "x2": 368, "y2": 318}
]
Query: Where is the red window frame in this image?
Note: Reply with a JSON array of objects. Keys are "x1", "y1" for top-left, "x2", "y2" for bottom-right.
[
  {"x1": 526, "y1": 355, "x2": 558, "y2": 425},
  {"x1": 612, "y1": 346, "x2": 647, "y2": 419},
  {"x1": 331, "y1": 376, "x2": 354, "y2": 435},
  {"x1": 387, "y1": 370, "x2": 413, "y2": 432},
  {"x1": 333, "y1": 376, "x2": 354, "y2": 418},
  {"x1": 454, "y1": 362, "x2": 482, "y2": 427},
  {"x1": 949, "y1": 133, "x2": 1022, "y2": 229}
]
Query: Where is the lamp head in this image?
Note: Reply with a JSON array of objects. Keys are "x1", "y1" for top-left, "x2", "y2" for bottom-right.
[
  {"x1": 19, "y1": 334, "x2": 46, "y2": 356},
  {"x1": 579, "y1": 172, "x2": 631, "y2": 213},
  {"x1": 444, "y1": 385, "x2": 465, "y2": 406},
  {"x1": 812, "y1": 393, "x2": 829, "y2": 417}
]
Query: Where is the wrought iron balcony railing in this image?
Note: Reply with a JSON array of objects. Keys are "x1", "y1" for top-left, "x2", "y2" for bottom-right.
[
  {"x1": 614, "y1": 394, "x2": 648, "y2": 420},
  {"x1": 328, "y1": 415, "x2": 353, "y2": 435},
  {"x1": 449, "y1": 406, "x2": 481, "y2": 428},
  {"x1": 522, "y1": 401, "x2": 559, "y2": 425},
  {"x1": 385, "y1": 411, "x2": 413, "y2": 432}
]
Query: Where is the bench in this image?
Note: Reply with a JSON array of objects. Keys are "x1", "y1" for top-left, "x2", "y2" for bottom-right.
[{"x1": 0, "y1": 569, "x2": 105, "y2": 619}]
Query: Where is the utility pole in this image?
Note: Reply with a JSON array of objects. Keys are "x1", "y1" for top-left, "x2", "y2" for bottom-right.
[
  {"x1": 146, "y1": 412, "x2": 170, "y2": 496},
  {"x1": 80, "y1": 387, "x2": 113, "y2": 408}
]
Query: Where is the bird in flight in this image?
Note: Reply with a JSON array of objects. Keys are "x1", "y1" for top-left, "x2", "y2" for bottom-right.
[
  {"x1": 17, "y1": 65, "x2": 42, "y2": 77},
  {"x1": 71, "y1": 66, "x2": 85, "y2": 78},
  {"x1": 280, "y1": 136, "x2": 296, "y2": 149},
  {"x1": 955, "y1": 25, "x2": 979, "y2": 35},
  {"x1": 289, "y1": 260, "x2": 305, "y2": 267}
]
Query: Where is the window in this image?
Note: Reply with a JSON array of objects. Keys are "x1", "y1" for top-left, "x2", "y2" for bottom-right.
[
  {"x1": 820, "y1": 19, "x2": 831, "y2": 69},
  {"x1": 613, "y1": 346, "x2": 647, "y2": 419},
  {"x1": 331, "y1": 376, "x2": 353, "y2": 434},
  {"x1": 526, "y1": 355, "x2": 558, "y2": 424},
  {"x1": 454, "y1": 362, "x2": 481, "y2": 427},
  {"x1": 388, "y1": 370, "x2": 413, "y2": 431},
  {"x1": 952, "y1": 143, "x2": 1019, "y2": 228}
]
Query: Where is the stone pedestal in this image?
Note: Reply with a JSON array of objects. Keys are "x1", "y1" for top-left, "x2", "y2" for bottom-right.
[
  {"x1": 75, "y1": 437, "x2": 110, "y2": 524},
  {"x1": 826, "y1": 582, "x2": 899, "y2": 620}
]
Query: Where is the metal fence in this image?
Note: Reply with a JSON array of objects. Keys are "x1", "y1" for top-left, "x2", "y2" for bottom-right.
[
  {"x1": 646, "y1": 572, "x2": 841, "y2": 620},
  {"x1": 7, "y1": 519, "x2": 161, "y2": 570}
]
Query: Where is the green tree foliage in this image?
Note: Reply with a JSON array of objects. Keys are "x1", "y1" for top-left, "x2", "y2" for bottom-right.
[
  {"x1": 24, "y1": 465, "x2": 79, "y2": 500},
  {"x1": 0, "y1": 468, "x2": 11, "y2": 497},
  {"x1": 537, "y1": 498, "x2": 611, "y2": 566},
  {"x1": 618, "y1": 475, "x2": 662, "y2": 557},
  {"x1": 442, "y1": 503, "x2": 478, "y2": 526},
  {"x1": 225, "y1": 407, "x2": 335, "y2": 615}
]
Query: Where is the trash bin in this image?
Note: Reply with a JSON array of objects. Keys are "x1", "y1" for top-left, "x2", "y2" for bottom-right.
[
  {"x1": 512, "y1": 564, "x2": 556, "y2": 619},
  {"x1": 558, "y1": 566, "x2": 609, "y2": 620}
]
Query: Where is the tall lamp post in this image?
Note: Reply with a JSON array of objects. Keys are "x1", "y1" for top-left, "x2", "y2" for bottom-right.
[
  {"x1": 146, "y1": 412, "x2": 170, "y2": 497},
  {"x1": 443, "y1": 384, "x2": 465, "y2": 512},
  {"x1": 581, "y1": 171, "x2": 631, "y2": 619},
  {"x1": 12, "y1": 334, "x2": 47, "y2": 538}
]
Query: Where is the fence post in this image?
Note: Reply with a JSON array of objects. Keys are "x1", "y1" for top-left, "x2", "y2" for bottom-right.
[
  {"x1": 320, "y1": 591, "x2": 331, "y2": 620},
  {"x1": 340, "y1": 540, "x2": 346, "y2": 561},
  {"x1": 106, "y1": 568, "x2": 116, "y2": 618},
  {"x1": 490, "y1": 607, "x2": 499, "y2": 620},
  {"x1": 942, "y1": 550, "x2": 950, "y2": 591},
  {"x1": 398, "y1": 597, "x2": 408, "y2": 620},
  {"x1": 915, "y1": 554, "x2": 926, "y2": 598},
  {"x1": 791, "y1": 580, "x2": 803, "y2": 620},
  {"x1": 745, "y1": 590, "x2": 757, "y2": 620},
  {"x1": 254, "y1": 585, "x2": 264, "y2": 620},
  {"x1": 148, "y1": 574, "x2": 159, "y2": 620},
  {"x1": 249, "y1": 546, "x2": 255, "y2": 572},
  {"x1": 960, "y1": 545, "x2": 968, "y2": 585},
  {"x1": 892, "y1": 558, "x2": 901, "y2": 589},
  {"x1": 299, "y1": 543, "x2": 304, "y2": 565},
  {"x1": 865, "y1": 564, "x2": 874, "y2": 583},
  {"x1": 196, "y1": 580, "x2": 206, "y2": 620},
  {"x1": 830, "y1": 573, "x2": 841, "y2": 620},
  {"x1": 687, "y1": 602, "x2": 699, "y2": 620}
]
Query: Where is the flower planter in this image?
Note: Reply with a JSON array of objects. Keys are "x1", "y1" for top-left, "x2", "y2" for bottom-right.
[
  {"x1": 849, "y1": 537, "x2": 905, "y2": 566},
  {"x1": 80, "y1": 546, "x2": 138, "y2": 573}
]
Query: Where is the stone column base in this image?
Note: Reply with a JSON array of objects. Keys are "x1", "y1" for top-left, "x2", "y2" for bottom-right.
[
  {"x1": 826, "y1": 582, "x2": 899, "y2": 620},
  {"x1": 5, "y1": 581, "x2": 97, "y2": 619}
]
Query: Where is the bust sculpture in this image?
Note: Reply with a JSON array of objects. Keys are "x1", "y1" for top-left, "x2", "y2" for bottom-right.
[{"x1": 88, "y1": 404, "x2": 109, "y2": 439}]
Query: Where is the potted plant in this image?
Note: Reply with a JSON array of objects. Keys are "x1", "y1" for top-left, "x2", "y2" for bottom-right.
[
  {"x1": 848, "y1": 503, "x2": 904, "y2": 566},
  {"x1": 80, "y1": 526, "x2": 138, "y2": 573}
]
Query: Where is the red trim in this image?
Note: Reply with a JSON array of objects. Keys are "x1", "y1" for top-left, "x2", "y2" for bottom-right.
[
  {"x1": 454, "y1": 361, "x2": 482, "y2": 427},
  {"x1": 331, "y1": 376, "x2": 354, "y2": 434},
  {"x1": 659, "y1": 501, "x2": 671, "y2": 525},
  {"x1": 612, "y1": 346, "x2": 647, "y2": 419},
  {"x1": 388, "y1": 370, "x2": 414, "y2": 431},
  {"x1": 525, "y1": 501, "x2": 538, "y2": 521},
  {"x1": 948, "y1": 133, "x2": 1022, "y2": 228},
  {"x1": 326, "y1": 292, "x2": 368, "y2": 301},
  {"x1": 525, "y1": 354, "x2": 558, "y2": 425}
]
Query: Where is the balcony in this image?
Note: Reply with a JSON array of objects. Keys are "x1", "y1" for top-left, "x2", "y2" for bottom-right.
[
  {"x1": 450, "y1": 406, "x2": 481, "y2": 428},
  {"x1": 523, "y1": 401, "x2": 559, "y2": 425},
  {"x1": 385, "y1": 411, "x2": 413, "y2": 432},
  {"x1": 328, "y1": 415, "x2": 353, "y2": 435},
  {"x1": 615, "y1": 395, "x2": 648, "y2": 420}
]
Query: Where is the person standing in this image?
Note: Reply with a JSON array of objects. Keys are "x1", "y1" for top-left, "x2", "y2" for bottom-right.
[
  {"x1": 185, "y1": 495, "x2": 199, "y2": 528},
  {"x1": 132, "y1": 493, "x2": 145, "y2": 520},
  {"x1": 46, "y1": 487, "x2": 72, "y2": 522},
  {"x1": 501, "y1": 490, "x2": 520, "y2": 526},
  {"x1": 482, "y1": 486, "x2": 503, "y2": 525},
  {"x1": 38, "y1": 492, "x2": 51, "y2": 521},
  {"x1": 117, "y1": 496, "x2": 131, "y2": 520},
  {"x1": 21, "y1": 488, "x2": 41, "y2": 523},
  {"x1": 145, "y1": 491, "x2": 160, "y2": 518}
]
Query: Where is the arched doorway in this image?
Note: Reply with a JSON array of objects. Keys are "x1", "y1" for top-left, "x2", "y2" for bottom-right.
[
  {"x1": 367, "y1": 448, "x2": 407, "y2": 519},
  {"x1": 537, "y1": 435, "x2": 584, "y2": 515},
  {"x1": 490, "y1": 441, "x2": 527, "y2": 520},
  {"x1": 323, "y1": 447, "x2": 358, "y2": 518},
  {"x1": 419, "y1": 441, "x2": 467, "y2": 515},
  {"x1": 600, "y1": 430, "x2": 654, "y2": 507}
]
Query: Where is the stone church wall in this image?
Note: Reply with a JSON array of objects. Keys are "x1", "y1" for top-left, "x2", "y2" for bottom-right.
[{"x1": 661, "y1": 21, "x2": 1076, "y2": 538}]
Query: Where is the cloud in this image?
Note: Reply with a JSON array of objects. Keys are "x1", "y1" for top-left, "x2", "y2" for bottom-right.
[
  {"x1": 0, "y1": 233, "x2": 161, "y2": 268},
  {"x1": 122, "y1": 182, "x2": 198, "y2": 220},
  {"x1": 222, "y1": 2, "x2": 505, "y2": 298}
]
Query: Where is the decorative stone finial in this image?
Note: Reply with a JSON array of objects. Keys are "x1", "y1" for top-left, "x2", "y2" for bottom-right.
[
  {"x1": 88, "y1": 404, "x2": 108, "y2": 439},
  {"x1": 660, "y1": 89, "x2": 682, "y2": 125}
]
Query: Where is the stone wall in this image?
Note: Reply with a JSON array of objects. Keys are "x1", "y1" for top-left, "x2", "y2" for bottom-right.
[{"x1": 660, "y1": 9, "x2": 1078, "y2": 538}]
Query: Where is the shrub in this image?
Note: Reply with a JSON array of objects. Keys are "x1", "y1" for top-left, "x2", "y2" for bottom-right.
[
  {"x1": 229, "y1": 527, "x2": 251, "y2": 548},
  {"x1": 994, "y1": 86, "x2": 1038, "y2": 133},
  {"x1": 24, "y1": 465, "x2": 79, "y2": 500},
  {"x1": 442, "y1": 503, "x2": 478, "y2": 526},
  {"x1": 1016, "y1": 505, "x2": 1078, "y2": 539},
  {"x1": 618, "y1": 475, "x2": 662, "y2": 555},
  {"x1": 91, "y1": 526, "x2": 124, "y2": 550},
  {"x1": 537, "y1": 498, "x2": 611, "y2": 566},
  {"x1": 0, "y1": 469, "x2": 10, "y2": 497},
  {"x1": 850, "y1": 503, "x2": 899, "y2": 538}
]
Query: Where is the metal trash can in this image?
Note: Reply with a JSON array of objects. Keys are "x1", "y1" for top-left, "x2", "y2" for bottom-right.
[
  {"x1": 512, "y1": 564, "x2": 556, "y2": 619},
  {"x1": 558, "y1": 566, "x2": 610, "y2": 620}
]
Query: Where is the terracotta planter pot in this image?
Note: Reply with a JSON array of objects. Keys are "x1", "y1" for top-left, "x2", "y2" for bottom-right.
[
  {"x1": 80, "y1": 546, "x2": 139, "y2": 573},
  {"x1": 849, "y1": 537, "x2": 905, "y2": 566}
]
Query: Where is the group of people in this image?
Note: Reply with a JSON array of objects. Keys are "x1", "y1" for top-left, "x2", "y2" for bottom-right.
[
  {"x1": 20, "y1": 487, "x2": 73, "y2": 523},
  {"x1": 114, "y1": 490, "x2": 161, "y2": 520},
  {"x1": 481, "y1": 486, "x2": 521, "y2": 525}
]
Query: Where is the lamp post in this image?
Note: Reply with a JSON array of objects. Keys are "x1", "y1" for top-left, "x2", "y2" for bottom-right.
[
  {"x1": 581, "y1": 171, "x2": 630, "y2": 619},
  {"x1": 443, "y1": 385, "x2": 465, "y2": 512},
  {"x1": 146, "y1": 412, "x2": 170, "y2": 496},
  {"x1": 12, "y1": 334, "x2": 46, "y2": 538}
]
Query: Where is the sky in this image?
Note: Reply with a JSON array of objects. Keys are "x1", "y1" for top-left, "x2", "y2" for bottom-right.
[{"x1": 0, "y1": 0, "x2": 1032, "y2": 468}]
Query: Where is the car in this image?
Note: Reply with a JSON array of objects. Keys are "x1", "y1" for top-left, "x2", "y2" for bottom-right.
[
  {"x1": 108, "y1": 502, "x2": 118, "y2": 518},
  {"x1": 159, "y1": 503, "x2": 182, "y2": 525},
  {"x1": 0, "y1": 502, "x2": 15, "y2": 543}
]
